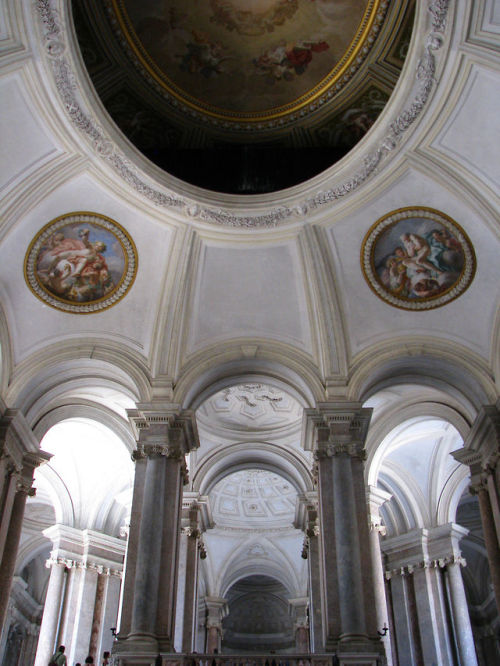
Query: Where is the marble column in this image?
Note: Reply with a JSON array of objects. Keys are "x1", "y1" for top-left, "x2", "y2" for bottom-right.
[
  {"x1": 289, "y1": 598, "x2": 309, "y2": 653},
  {"x1": 0, "y1": 411, "x2": 51, "y2": 631},
  {"x1": 114, "y1": 406, "x2": 199, "y2": 660},
  {"x1": 446, "y1": 561, "x2": 478, "y2": 665},
  {"x1": 383, "y1": 527, "x2": 476, "y2": 666},
  {"x1": 34, "y1": 526, "x2": 125, "y2": 666},
  {"x1": 205, "y1": 597, "x2": 227, "y2": 654},
  {"x1": 473, "y1": 479, "x2": 500, "y2": 613},
  {"x1": 367, "y1": 486, "x2": 393, "y2": 666},
  {"x1": 0, "y1": 452, "x2": 50, "y2": 631},
  {"x1": 33, "y1": 559, "x2": 67, "y2": 666},
  {"x1": 182, "y1": 505, "x2": 203, "y2": 653},
  {"x1": 302, "y1": 403, "x2": 383, "y2": 663},
  {"x1": 299, "y1": 495, "x2": 323, "y2": 652},
  {"x1": 428, "y1": 523, "x2": 478, "y2": 666},
  {"x1": 453, "y1": 402, "x2": 500, "y2": 614}
]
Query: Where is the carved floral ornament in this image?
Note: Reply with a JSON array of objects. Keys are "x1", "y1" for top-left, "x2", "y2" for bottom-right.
[
  {"x1": 35, "y1": 0, "x2": 450, "y2": 228},
  {"x1": 361, "y1": 207, "x2": 476, "y2": 310},
  {"x1": 24, "y1": 212, "x2": 137, "y2": 313}
]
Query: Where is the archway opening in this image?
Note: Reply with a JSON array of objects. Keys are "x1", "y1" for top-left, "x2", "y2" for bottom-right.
[{"x1": 222, "y1": 575, "x2": 295, "y2": 654}]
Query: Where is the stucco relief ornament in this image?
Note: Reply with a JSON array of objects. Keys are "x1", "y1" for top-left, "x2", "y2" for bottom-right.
[
  {"x1": 361, "y1": 207, "x2": 475, "y2": 310},
  {"x1": 35, "y1": 0, "x2": 450, "y2": 229},
  {"x1": 24, "y1": 212, "x2": 137, "y2": 313}
]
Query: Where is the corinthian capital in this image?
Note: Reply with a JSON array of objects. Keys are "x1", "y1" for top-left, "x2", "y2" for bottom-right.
[
  {"x1": 128, "y1": 405, "x2": 199, "y2": 455},
  {"x1": 302, "y1": 402, "x2": 372, "y2": 454}
]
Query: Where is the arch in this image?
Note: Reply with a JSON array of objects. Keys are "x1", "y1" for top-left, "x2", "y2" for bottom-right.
[
  {"x1": 379, "y1": 464, "x2": 429, "y2": 532},
  {"x1": 35, "y1": 417, "x2": 134, "y2": 532},
  {"x1": 217, "y1": 535, "x2": 305, "y2": 599},
  {"x1": 174, "y1": 347, "x2": 323, "y2": 410},
  {"x1": 6, "y1": 339, "x2": 152, "y2": 415},
  {"x1": 32, "y1": 403, "x2": 135, "y2": 454},
  {"x1": 365, "y1": 401, "x2": 470, "y2": 486},
  {"x1": 349, "y1": 338, "x2": 496, "y2": 417},
  {"x1": 191, "y1": 441, "x2": 313, "y2": 497}
]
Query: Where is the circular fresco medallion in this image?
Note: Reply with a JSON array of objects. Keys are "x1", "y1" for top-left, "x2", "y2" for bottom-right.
[
  {"x1": 109, "y1": 0, "x2": 386, "y2": 122},
  {"x1": 24, "y1": 212, "x2": 137, "y2": 313},
  {"x1": 361, "y1": 207, "x2": 476, "y2": 310}
]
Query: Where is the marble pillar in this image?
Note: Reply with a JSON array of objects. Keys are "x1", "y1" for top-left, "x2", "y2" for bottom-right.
[
  {"x1": 367, "y1": 486, "x2": 393, "y2": 666},
  {"x1": 34, "y1": 526, "x2": 125, "y2": 666},
  {"x1": 174, "y1": 496, "x2": 204, "y2": 653},
  {"x1": 302, "y1": 496, "x2": 323, "y2": 653},
  {"x1": 383, "y1": 525, "x2": 476, "y2": 666},
  {"x1": 427, "y1": 523, "x2": 478, "y2": 666},
  {"x1": 205, "y1": 597, "x2": 227, "y2": 654},
  {"x1": 473, "y1": 479, "x2": 500, "y2": 613},
  {"x1": 114, "y1": 406, "x2": 199, "y2": 661},
  {"x1": 0, "y1": 411, "x2": 50, "y2": 631},
  {"x1": 453, "y1": 402, "x2": 500, "y2": 614},
  {"x1": 302, "y1": 403, "x2": 383, "y2": 663},
  {"x1": 182, "y1": 506, "x2": 203, "y2": 653},
  {"x1": 289, "y1": 598, "x2": 310, "y2": 653},
  {"x1": 33, "y1": 559, "x2": 67, "y2": 666}
]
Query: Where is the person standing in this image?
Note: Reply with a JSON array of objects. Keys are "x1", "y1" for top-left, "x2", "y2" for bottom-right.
[{"x1": 49, "y1": 645, "x2": 67, "y2": 665}]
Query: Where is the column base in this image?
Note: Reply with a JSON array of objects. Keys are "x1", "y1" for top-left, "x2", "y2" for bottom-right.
[
  {"x1": 337, "y1": 637, "x2": 385, "y2": 666},
  {"x1": 113, "y1": 636, "x2": 177, "y2": 665},
  {"x1": 337, "y1": 653, "x2": 384, "y2": 666}
]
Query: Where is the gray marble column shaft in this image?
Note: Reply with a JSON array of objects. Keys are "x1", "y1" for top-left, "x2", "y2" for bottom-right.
[
  {"x1": 307, "y1": 530, "x2": 324, "y2": 651},
  {"x1": 117, "y1": 455, "x2": 146, "y2": 636},
  {"x1": 182, "y1": 529, "x2": 200, "y2": 652},
  {"x1": 368, "y1": 524, "x2": 392, "y2": 665},
  {"x1": 34, "y1": 562, "x2": 66, "y2": 666},
  {"x1": 317, "y1": 453, "x2": 341, "y2": 645},
  {"x1": 0, "y1": 468, "x2": 17, "y2": 563},
  {"x1": 486, "y1": 470, "x2": 500, "y2": 546},
  {"x1": 332, "y1": 453, "x2": 365, "y2": 638},
  {"x1": 0, "y1": 482, "x2": 31, "y2": 629},
  {"x1": 477, "y1": 484, "x2": 500, "y2": 613},
  {"x1": 446, "y1": 562, "x2": 478, "y2": 666},
  {"x1": 130, "y1": 454, "x2": 166, "y2": 636},
  {"x1": 206, "y1": 625, "x2": 220, "y2": 654},
  {"x1": 65, "y1": 565, "x2": 99, "y2": 664},
  {"x1": 89, "y1": 570, "x2": 107, "y2": 659},
  {"x1": 155, "y1": 456, "x2": 183, "y2": 649},
  {"x1": 388, "y1": 574, "x2": 419, "y2": 666},
  {"x1": 412, "y1": 565, "x2": 452, "y2": 665}
]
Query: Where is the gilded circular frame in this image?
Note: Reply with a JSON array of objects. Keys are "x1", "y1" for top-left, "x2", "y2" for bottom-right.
[
  {"x1": 361, "y1": 207, "x2": 476, "y2": 310},
  {"x1": 24, "y1": 212, "x2": 138, "y2": 314}
]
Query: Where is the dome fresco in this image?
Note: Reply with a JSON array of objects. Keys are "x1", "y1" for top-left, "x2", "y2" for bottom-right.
[
  {"x1": 72, "y1": 0, "x2": 415, "y2": 192},
  {"x1": 109, "y1": 0, "x2": 376, "y2": 119}
]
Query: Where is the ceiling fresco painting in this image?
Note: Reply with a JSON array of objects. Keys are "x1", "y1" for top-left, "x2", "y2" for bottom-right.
[
  {"x1": 73, "y1": 0, "x2": 414, "y2": 193},
  {"x1": 361, "y1": 207, "x2": 476, "y2": 310},
  {"x1": 24, "y1": 212, "x2": 138, "y2": 314},
  {"x1": 111, "y1": 0, "x2": 375, "y2": 119}
]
